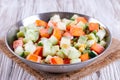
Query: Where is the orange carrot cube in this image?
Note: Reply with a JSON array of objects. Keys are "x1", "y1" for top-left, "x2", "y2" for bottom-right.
[
  {"x1": 33, "y1": 46, "x2": 43, "y2": 57},
  {"x1": 80, "y1": 53, "x2": 89, "y2": 61},
  {"x1": 26, "y1": 54, "x2": 41, "y2": 63},
  {"x1": 89, "y1": 23, "x2": 99, "y2": 32},
  {"x1": 70, "y1": 25, "x2": 85, "y2": 36},
  {"x1": 91, "y1": 43, "x2": 105, "y2": 54},
  {"x1": 35, "y1": 20, "x2": 47, "y2": 27},
  {"x1": 76, "y1": 17, "x2": 87, "y2": 23},
  {"x1": 50, "y1": 56, "x2": 64, "y2": 64}
]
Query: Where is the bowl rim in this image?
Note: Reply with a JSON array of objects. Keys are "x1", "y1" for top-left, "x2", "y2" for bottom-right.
[{"x1": 5, "y1": 11, "x2": 112, "y2": 66}]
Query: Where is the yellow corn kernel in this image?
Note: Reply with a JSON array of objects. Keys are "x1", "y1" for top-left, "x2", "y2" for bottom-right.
[
  {"x1": 79, "y1": 44, "x2": 86, "y2": 52},
  {"x1": 79, "y1": 47, "x2": 84, "y2": 52},
  {"x1": 62, "y1": 44, "x2": 69, "y2": 48},
  {"x1": 100, "y1": 26, "x2": 104, "y2": 30}
]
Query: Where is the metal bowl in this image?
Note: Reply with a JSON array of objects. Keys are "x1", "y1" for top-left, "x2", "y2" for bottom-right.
[{"x1": 5, "y1": 12, "x2": 112, "y2": 73}]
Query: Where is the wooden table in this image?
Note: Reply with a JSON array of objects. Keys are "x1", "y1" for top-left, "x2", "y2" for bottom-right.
[{"x1": 0, "y1": 0, "x2": 120, "y2": 80}]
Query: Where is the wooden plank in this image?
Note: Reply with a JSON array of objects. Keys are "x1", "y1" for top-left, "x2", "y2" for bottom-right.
[
  {"x1": 98, "y1": 60, "x2": 120, "y2": 80},
  {"x1": 0, "y1": 0, "x2": 120, "y2": 80},
  {"x1": 0, "y1": 52, "x2": 13, "y2": 80}
]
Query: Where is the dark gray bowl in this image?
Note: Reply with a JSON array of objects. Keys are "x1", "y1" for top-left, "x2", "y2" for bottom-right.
[{"x1": 5, "y1": 12, "x2": 112, "y2": 73}]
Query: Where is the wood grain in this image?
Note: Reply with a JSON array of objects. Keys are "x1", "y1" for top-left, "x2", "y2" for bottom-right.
[{"x1": 0, "y1": 0, "x2": 120, "y2": 80}]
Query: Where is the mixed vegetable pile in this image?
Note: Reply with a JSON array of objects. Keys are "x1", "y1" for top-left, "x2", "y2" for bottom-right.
[{"x1": 13, "y1": 14, "x2": 107, "y2": 65}]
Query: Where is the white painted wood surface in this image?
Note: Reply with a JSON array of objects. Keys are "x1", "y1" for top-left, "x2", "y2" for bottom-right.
[{"x1": 0, "y1": 0, "x2": 120, "y2": 80}]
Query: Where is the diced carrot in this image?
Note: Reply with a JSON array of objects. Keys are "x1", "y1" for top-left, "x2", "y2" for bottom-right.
[
  {"x1": 47, "y1": 21, "x2": 57, "y2": 28},
  {"x1": 63, "y1": 31, "x2": 73, "y2": 39},
  {"x1": 64, "y1": 58, "x2": 70, "y2": 64},
  {"x1": 76, "y1": 17, "x2": 87, "y2": 23},
  {"x1": 91, "y1": 43, "x2": 105, "y2": 54},
  {"x1": 66, "y1": 25, "x2": 71, "y2": 31},
  {"x1": 50, "y1": 56, "x2": 64, "y2": 64},
  {"x1": 26, "y1": 54, "x2": 41, "y2": 63},
  {"x1": 89, "y1": 23, "x2": 99, "y2": 32},
  {"x1": 80, "y1": 53, "x2": 89, "y2": 61},
  {"x1": 53, "y1": 27, "x2": 62, "y2": 40},
  {"x1": 13, "y1": 39, "x2": 23, "y2": 49},
  {"x1": 70, "y1": 25, "x2": 85, "y2": 36},
  {"x1": 35, "y1": 20, "x2": 47, "y2": 27},
  {"x1": 33, "y1": 46, "x2": 43, "y2": 57},
  {"x1": 40, "y1": 28, "x2": 50, "y2": 38}
]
